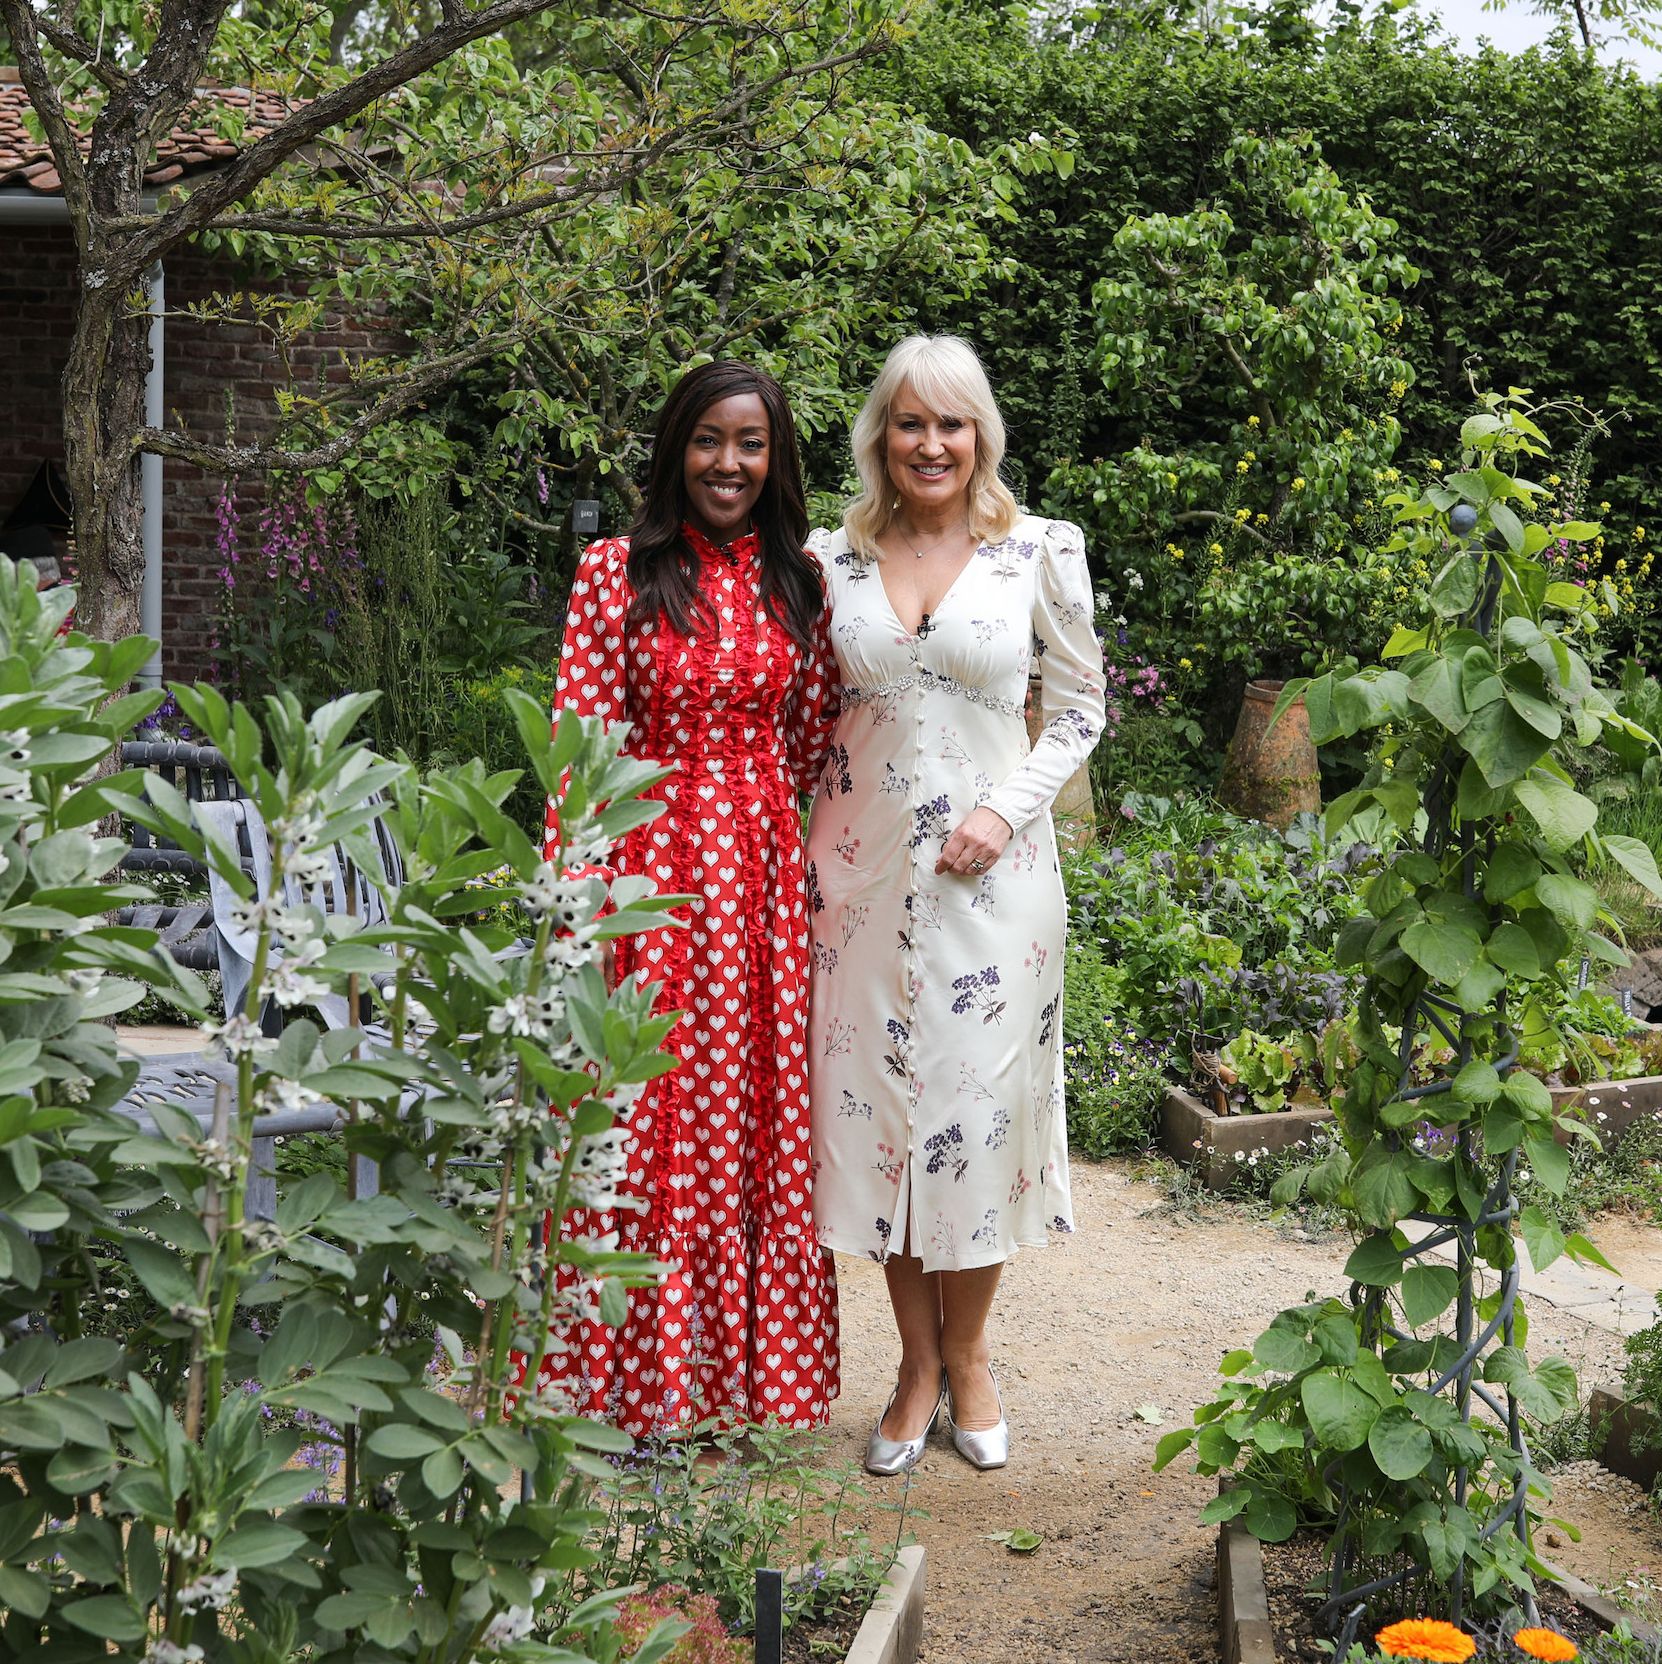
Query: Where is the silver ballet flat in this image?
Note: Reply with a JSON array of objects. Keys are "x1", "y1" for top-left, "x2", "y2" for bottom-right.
[
  {"x1": 947, "y1": 1368, "x2": 1009, "y2": 1471},
  {"x1": 865, "y1": 1380, "x2": 944, "y2": 1477}
]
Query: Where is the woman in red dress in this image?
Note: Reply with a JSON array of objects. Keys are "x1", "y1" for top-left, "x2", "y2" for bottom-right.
[{"x1": 532, "y1": 362, "x2": 841, "y2": 1435}]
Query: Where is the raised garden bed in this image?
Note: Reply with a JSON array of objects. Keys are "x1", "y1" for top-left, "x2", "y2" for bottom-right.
[
  {"x1": 839, "y1": 1545, "x2": 925, "y2": 1664},
  {"x1": 1163, "y1": 1075, "x2": 1662, "y2": 1191},
  {"x1": 1588, "y1": 1387, "x2": 1662, "y2": 1495},
  {"x1": 1217, "y1": 1515, "x2": 1661, "y2": 1664}
]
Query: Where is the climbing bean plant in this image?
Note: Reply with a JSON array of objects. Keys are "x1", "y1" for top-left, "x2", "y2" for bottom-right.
[
  {"x1": 1157, "y1": 394, "x2": 1662, "y2": 1620},
  {"x1": 0, "y1": 560, "x2": 689, "y2": 1662}
]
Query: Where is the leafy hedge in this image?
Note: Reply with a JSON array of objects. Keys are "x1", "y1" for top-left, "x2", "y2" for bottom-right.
[{"x1": 869, "y1": 12, "x2": 1662, "y2": 609}]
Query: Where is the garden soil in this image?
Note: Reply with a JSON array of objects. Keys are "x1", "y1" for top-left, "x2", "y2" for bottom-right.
[{"x1": 824, "y1": 1159, "x2": 1662, "y2": 1664}]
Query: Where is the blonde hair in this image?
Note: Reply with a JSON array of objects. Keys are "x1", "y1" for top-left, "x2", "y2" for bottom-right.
[{"x1": 844, "y1": 335, "x2": 1021, "y2": 559}]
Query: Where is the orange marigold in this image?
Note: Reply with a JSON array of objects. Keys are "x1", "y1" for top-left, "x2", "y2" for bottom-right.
[
  {"x1": 1376, "y1": 1618, "x2": 1478, "y2": 1664},
  {"x1": 1514, "y1": 1629, "x2": 1578, "y2": 1662}
]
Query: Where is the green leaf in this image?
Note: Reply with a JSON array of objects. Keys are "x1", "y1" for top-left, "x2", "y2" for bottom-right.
[
  {"x1": 1400, "y1": 1265, "x2": 1458, "y2": 1328},
  {"x1": 1513, "y1": 776, "x2": 1598, "y2": 853},
  {"x1": 1400, "y1": 919, "x2": 1481, "y2": 985},
  {"x1": 1242, "y1": 1490, "x2": 1296, "y2": 1542},
  {"x1": 422, "y1": 1445, "x2": 464, "y2": 1497},
  {"x1": 1344, "y1": 1234, "x2": 1405, "y2": 1288},
  {"x1": 1602, "y1": 835, "x2": 1662, "y2": 899},
  {"x1": 365, "y1": 1424, "x2": 445, "y2": 1460},
  {"x1": 1353, "y1": 1145, "x2": 1418, "y2": 1229},
  {"x1": 1300, "y1": 1372, "x2": 1379, "y2": 1452},
  {"x1": 215, "y1": 1519, "x2": 308, "y2": 1570},
  {"x1": 1485, "y1": 922, "x2": 1541, "y2": 979},
  {"x1": 60, "y1": 1595, "x2": 144, "y2": 1642},
  {"x1": 1450, "y1": 1060, "x2": 1501, "y2": 1105},
  {"x1": 1520, "y1": 1205, "x2": 1567, "y2": 1273},
  {"x1": 1201, "y1": 1490, "x2": 1249, "y2": 1524},
  {"x1": 1253, "y1": 1323, "x2": 1320, "y2": 1374},
  {"x1": 1534, "y1": 873, "x2": 1598, "y2": 930},
  {"x1": 1368, "y1": 1404, "x2": 1434, "y2": 1480},
  {"x1": 1524, "y1": 1133, "x2": 1570, "y2": 1196}
]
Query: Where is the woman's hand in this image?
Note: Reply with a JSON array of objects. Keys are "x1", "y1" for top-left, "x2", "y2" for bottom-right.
[{"x1": 936, "y1": 806, "x2": 1013, "y2": 877}]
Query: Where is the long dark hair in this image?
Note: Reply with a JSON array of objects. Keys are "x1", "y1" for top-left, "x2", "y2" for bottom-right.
[{"x1": 626, "y1": 361, "x2": 822, "y2": 651}]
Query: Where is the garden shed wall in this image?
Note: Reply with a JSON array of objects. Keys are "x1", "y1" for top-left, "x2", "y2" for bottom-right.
[{"x1": 0, "y1": 219, "x2": 395, "y2": 681}]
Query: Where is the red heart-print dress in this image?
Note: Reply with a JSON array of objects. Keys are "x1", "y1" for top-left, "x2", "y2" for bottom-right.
[{"x1": 529, "y1": 527, "x2": 841, "y2": 1434}]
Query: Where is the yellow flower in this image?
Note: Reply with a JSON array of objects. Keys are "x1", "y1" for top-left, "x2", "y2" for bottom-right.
[
  {"x1": 1389, "y1": 378, "x2": 1408, "y2": 399},
  {"x1": 1165, "y1": 472, "x2": 1178, "y2": 486},
  {"x1": 1235, "y1": 508, "x2": 1251, "y2": 523},
  {"x1": 1600, "y1": 500, "x2": 1612, "y2": 512},
  {"x1": 1244, "y1": 450, "x2": 1258, "y2": 462},
  {"x1": 1513, "y1": 1629, "x2": 1577, "y2": 1663},
  {"x1": 1376, "y1": 1619, "x2": 1475, "y2": 1664},
  {"x1": 1292, "y1": 477, "x2": 1307, "y2": 492},
  {"x1": 1617, "y1": 558, "x2": 1629, "y2": 572},
  {"x1": 1635, "y1": 526, "x2": 1647, "y2": 540},
  {"x1": 1209, "y1": 542, "x2": 1223, "y2": 556},
  {"x1": 1547, "y1": 474, "x2": 1562, "y2": 486},
  {"x1": 1237, "y1": 460, "x2": 1250, "y2": 474},
  {"x1": 1246, "y1": 415, "x2": 1260, "y2": 428},
  {"x1": 1179, "y1": 657, "x2": 1193, "y2": 670},
  {"x1": 1427, "y1": 459, "x2": 1444, "y2": 472},
  {"x1": 1256, "y1": 513, "x2": 1270, "y2": 526},
  {"x1": 1384, "y1": 468, "x2": 1400, "y2": 483},
  {"x1": 1165, "y1": 543, "x2": 1185, "y2": 559}
]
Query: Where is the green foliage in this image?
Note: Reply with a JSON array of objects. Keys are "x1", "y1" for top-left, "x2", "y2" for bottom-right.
[
  {"x1": 1219, "y1": 1030, "x2": 1300, "y2": 1115},
  {"x1": 1056, "y1": 130, "x2": 1415, "y2": 678},
  {"x1": 1165, "y1": 396, "x2": 1660, "y2": 1616},
  {"x1": 1063, "y1": 799, "x2": 1372, "y2": 1055},
  {"x1": 583, "y1": 1424, "x2": 906, "y2": 1640},
  {"x1": 0, "y1": 558, "x2": 705, "y2": 1660},
  {"x1": 874, "y1": 11, "x2": 1662, "y2": 690},
  {"x1": 1623, "y1": 1290, "x2": 1662, "y2": 1422}
]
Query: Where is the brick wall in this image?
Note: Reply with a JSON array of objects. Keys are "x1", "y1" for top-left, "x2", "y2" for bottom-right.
[{"x1": 1, "y1": 221, "x2": 399, "y2": 680}]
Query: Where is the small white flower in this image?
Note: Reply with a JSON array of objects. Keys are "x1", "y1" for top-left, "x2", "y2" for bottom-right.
[
  {"x1": 146, "y1": 1643, "x2": 205, "y2": 1664},
  {"x1": 257, "y1": 1076, "x2": 323, "y2": 1114},
  {"x1": 203, "y1": 1014, "x2": 277, "y2": 1061},
  {"x1": 480, "y1": 1604, "x2": 535, "y2": 1649},
  {"x1": 1028, "y1": 129, "x2": 1044, "y2": 144},
  {"x1": 175, "y1": 1568, "x2": 235, "y2": 1613}
]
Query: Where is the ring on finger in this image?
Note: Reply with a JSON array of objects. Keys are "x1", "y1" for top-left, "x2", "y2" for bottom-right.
[{"x1": 969, "y1": 858, "x2": 987, "y2": 872}]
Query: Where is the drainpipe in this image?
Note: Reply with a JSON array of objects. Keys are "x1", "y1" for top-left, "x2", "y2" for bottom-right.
[{"x1": 140, "y1": 261, "x2": 163, "y2": 685}]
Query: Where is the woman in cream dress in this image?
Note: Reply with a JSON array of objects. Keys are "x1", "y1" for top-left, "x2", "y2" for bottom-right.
[{"x1": 806, "y1": 335, "x2": 1106, "y2": 1473}]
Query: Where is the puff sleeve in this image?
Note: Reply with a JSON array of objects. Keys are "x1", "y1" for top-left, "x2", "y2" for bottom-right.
[
  {"x1": 543, "y1": 537, "x2": 633, "y2": 861},
  {"x1": 980, "y1": 519, "x2": 1107, "y2": 837}
]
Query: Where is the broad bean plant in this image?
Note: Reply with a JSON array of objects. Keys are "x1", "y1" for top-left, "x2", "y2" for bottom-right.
[
  {"x1": 1159, "y1": 395, "x2": 1662, "y2": 1612},
  {"x1": 0, "y1": 558, "x2": 688, "y2": 1663}
]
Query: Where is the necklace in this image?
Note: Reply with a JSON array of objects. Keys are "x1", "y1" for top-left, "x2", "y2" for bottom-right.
[{"x1": 893, "y1": 519, "x2": 971, "y2": 561}]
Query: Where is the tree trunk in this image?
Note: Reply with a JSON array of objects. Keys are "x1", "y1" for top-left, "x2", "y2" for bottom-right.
[{"x1": 63, "y1": 293, "x2": 153, "y2": 649}]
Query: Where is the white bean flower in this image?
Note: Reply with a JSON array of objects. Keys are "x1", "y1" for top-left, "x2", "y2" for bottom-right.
[
  {"x1": 203, "y1": 1014, "x2": 278, "y2": 1061},
  {"x1": 175, "y1": 1568, "x2": 236, "y2": 1613}
]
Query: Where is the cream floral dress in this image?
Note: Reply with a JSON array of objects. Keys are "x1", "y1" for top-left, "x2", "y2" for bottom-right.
[{"x1": 805, "y1": 515, "x2": 1107, "y2": 1273}]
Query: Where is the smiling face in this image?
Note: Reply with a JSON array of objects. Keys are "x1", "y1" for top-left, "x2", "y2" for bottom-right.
[
  {"x1": 884, "y1": 380, "x2": 978, "y2": 522},
  {"x1": 681, "y1": 392, "x2": 770, "y2": 541}
]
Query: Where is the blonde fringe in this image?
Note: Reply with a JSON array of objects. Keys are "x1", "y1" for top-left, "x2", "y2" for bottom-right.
[{"x1": 843, "y1": 335, "x2": 1021, "y2": 560}]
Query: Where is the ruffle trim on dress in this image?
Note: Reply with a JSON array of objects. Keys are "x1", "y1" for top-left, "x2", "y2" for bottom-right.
[{"x1": 537, "y1": 1214, "x2": 839, "y2": 1437}]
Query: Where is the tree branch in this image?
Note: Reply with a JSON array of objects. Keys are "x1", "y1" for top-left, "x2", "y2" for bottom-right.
[
  {"x1": 32, "y1": 14, "x2": 132, "y2": 91},
  {"x1": 120, "y1": 22, "x2": 880, "y2": 277},
  {"x1": 1173, "y1": 509, "x2": 1273, "y2": 548},
  {"x1": 0, "y1": 0, "x2": 93, "y2": 232},
  {"x1": 133, "y1": 329, "x2": 530, "y2": 473}
]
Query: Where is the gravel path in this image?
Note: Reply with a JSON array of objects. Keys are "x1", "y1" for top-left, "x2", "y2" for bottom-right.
[{"x1": 823, "y1": 1159, "x2": 1657, "y2": 1663}]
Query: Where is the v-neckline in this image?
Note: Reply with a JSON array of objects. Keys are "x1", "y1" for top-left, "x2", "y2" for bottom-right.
[{"x1": 874, "y1": 538, "x2": 988, "y2": 639}]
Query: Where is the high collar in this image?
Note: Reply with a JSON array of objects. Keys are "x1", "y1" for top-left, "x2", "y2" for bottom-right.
[{"x1": 681, "y1": 521, "x2": 760, "y2": 567}]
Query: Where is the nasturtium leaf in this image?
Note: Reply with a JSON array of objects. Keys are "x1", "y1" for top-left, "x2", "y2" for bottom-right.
[
  {"x1": 1243, "y1": 1491, "x2": 1297, "y2": 1543},
  {"x1": 1201, "y1": 1490, "x2": 1249, "y2": 1524}
]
